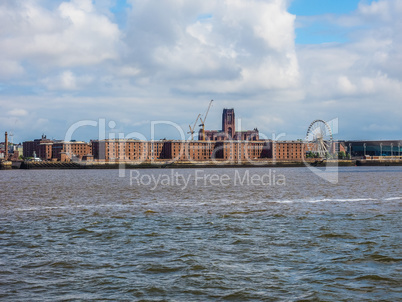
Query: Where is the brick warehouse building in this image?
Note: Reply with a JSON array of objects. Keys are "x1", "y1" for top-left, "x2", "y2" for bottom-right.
[
  {"x1": 199, "y1": 108, "x2": 259, "y2": 141},
  {"x1": 23, "y1": 135, "x2": 92, "y2": 161},
  {"x1": 23, "y1": 135, "x2": 53, "y2": 158},
  {"x1": 91, "y1": 140, "x2": 163, "y2": 161},
  {"x1": 52, "y1": 141, "x2": 92, "y2": 162},
  {"x1": 273, "y1": 141, "x2": 305, "y2": 160},
  {"x1": 22, "y1": 137, "x2": 307, "y2": 163},
  {"x1": 90, "y1": 139, "x2": 305, "y2": 162}
]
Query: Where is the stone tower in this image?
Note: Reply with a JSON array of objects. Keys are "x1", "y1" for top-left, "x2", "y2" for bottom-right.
[{"x1": 222, "y1": 109, "x2": 235, "y2": 139}]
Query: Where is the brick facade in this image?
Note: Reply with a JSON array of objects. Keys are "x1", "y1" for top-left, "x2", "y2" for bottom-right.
[
  {"x1": 52, "y1": 141, "x2": 92, "y2": 162},
  {"x1": 22, "y1": 137, "x2": 310, "y2": 163},
  {"x1": 90, "y1": 139, "x2": 302, "y2": 162},
  {"x1": 273, "y1": 141, "x2": 304, "y2": 160},
  {"x1": 23, "y1": 135, "x2": 53, "y2": 158}
]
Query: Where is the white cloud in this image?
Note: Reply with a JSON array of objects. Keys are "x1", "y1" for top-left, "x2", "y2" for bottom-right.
[
  {"x1": 118, "y1": 67, "x2": 141, "y2": 77},
  {"x1": 41, "y1": 70, "x2": 93, "y2": 90},
  {"x1": 0, "y1": 0, "x2": 401, "y2": 142},
  {"x1": 292, "y1": 0, "x2": 402, "y2": 139},
  {"x1": 0, "y1": 0, "x2": 121, "y2": 70},
  {"x1": 337, "y1": 76, "x2": 356, "y2": 95},
  {"x1": 7, "y1": 109, "x2": 28, "y2": 117},
  {"x1": 125, "y1": 0, "x2": 299, "y2": 93}
]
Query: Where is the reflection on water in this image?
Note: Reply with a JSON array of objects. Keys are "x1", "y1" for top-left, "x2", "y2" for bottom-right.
[{"x1": 0, "y1": 167, "x2": 401, "y2": 300}]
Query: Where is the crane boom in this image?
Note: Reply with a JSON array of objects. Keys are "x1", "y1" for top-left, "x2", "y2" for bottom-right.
[
  {"x1": 188, "y1": 114, "x2": 201, "y2": 140},
  {"x1": 199, "y1": 100, "x2": 213, "y2": 141},
  {"x1": 192, "y1": 114, "x2": 201, "y2": 131},
  {"x1": 204, "y1": 100, "x2": 213, "y2": 122}
]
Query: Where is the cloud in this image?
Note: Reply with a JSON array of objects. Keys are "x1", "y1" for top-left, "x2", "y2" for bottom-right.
[
  {"x1": 41, "y1": 70, "x2": 93, "y2": 90},
  {"x1": 124, "y1": 0, "x2": 299, "y2": 94},
  {"x1": 292, "y1": 0, "x2": 402, "y2": 139},
  {"x1": 0, "y1": 0, "x2": 121, "y2": 70},
  {"x1": 0, "y1": 60, "x2": 25, "y2": 79},
  {"x1": 0, "y1": 0, "x2": 401, "y2": 142},
  {"x1": 337, "y1": 76, "x2": 356, "y2": 95},
  {"x1": 7, "y1": 109, "x2": 28, "y2": 117}
]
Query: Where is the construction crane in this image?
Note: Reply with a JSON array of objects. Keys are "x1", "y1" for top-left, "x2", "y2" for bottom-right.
[
  {"x1": 199, "y1": 100, "x2": 213, "y2": 141},
  {"x1": 188, "y1": 114, "x2": 201, "y2": 140},
  {"x1": 9, "y1": 131, "x2": 14, "y2": 146}
]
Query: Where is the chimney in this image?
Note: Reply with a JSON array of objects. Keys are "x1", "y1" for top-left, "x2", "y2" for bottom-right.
[{"x1": 5, "y1": 132, "x2": 8, "y2": 160}]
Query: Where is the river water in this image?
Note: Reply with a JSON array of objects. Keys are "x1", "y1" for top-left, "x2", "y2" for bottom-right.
[{"x1": 0, "y1": 166, "x2": 401, "y2": 301}]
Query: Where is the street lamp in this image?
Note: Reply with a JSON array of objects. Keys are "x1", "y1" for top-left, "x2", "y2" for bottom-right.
[
  {"x1": 391, "y1": 143, "x2": 393, "y2": 158},
  {"x1": 399, "y1": 143, "x2": 401, "y2": 158},
  {"x1": 380, "y1": 143, "x2": 383, "y2": 157},
  {"x1": 349, "y1": 143, "x2": 352, "y2": 158},
  {"x1": 364, "y1": 143, "x2": 367, "y2": 157}
]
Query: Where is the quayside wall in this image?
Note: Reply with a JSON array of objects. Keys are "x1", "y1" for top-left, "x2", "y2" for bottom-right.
[
  {"x1": 356, "y1": 159, "x2": 402, "y2": 166},
  {"x1": 18, "y1": 159, "x2": 357, "y2": 169},
  {"x1": 0, "y1": 160, "x2": 12, "y2": 170},
  {"x1": 17, "y1": 159, "x2": 402, "y2": 169}
]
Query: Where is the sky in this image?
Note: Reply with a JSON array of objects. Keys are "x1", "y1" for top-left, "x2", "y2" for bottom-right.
[{"x1": 1, "y1": 0, "x2": 401, "y2": 143}]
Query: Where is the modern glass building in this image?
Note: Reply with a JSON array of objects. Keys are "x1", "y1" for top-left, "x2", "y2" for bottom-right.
[{"x1": 343, "y1": 140, "x2": 402, "y2": 157}]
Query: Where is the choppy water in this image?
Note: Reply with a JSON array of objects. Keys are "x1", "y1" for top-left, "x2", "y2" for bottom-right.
[{"x1": 0, "y1": 166, "x2": 401, "y2": 301}]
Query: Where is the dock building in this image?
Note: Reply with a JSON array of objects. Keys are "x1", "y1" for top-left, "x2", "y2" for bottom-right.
[
  {"x1": 343, "y1": 140, "x2": 402, "y2": 158},
  {"x1": 23, "y1": 135, "x2": 92, "y2": 161},
  {"x1": 90, "y1": 139, "x2": 305, "y2": 162}
]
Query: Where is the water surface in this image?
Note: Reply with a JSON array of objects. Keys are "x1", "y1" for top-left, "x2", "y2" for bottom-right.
[{"x1": 0, "y1": 166, "x2": 401, "y2": 301}]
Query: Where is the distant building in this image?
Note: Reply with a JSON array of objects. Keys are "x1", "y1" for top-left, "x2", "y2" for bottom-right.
[
  {"x1": 90, "y1": 139, "x2": 307, "y2": 162},
  {"x1": 343, "y1": 140, "x2": 402, "y2": 158},
  {"x1": 23, "y1": 135, "x2": 92, "y2": 161},
  {"x1": 52, "y1": 141, "x2": 92, "y2": 162},
  {"x1": 9, "y1": 144, "x2": 23, "y2": 157},
  {"x1": 92, "y1": 140, "x2": 167, "y2": 161},
  {"x1": 273, "y1": 141, "x2": 305, "y2": 160},
  {"x1": 23, "y1": 134, "x2": 53, "y2": 158},
  {"x1": 199, "y1": 108, "x2": 259, "y2": 141}
]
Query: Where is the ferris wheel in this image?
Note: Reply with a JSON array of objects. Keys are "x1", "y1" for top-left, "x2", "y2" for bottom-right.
[{"x1": 305, "y1": 120, "x2": 333, "y2": 158}]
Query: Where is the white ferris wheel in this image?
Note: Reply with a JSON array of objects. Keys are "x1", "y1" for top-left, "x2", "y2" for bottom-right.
[{"x1": 305, "y1": 120, "x2": 333, "y2": 158}]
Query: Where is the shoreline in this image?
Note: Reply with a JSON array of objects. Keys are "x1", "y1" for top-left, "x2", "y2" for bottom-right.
[{"x1": 6, "y1": 159, "x2": 401, "y2": 170}]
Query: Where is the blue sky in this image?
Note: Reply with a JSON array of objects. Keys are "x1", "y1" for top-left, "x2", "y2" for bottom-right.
[
  {"x1": 289, "y1": 0, "x2": 362, "y2": 16},
  {"x1": 289, "y1": 0, "x2": 371, "y2": 44},
  {"x1": 0, "y1": 0, "x2": 401, "y2": 143}
]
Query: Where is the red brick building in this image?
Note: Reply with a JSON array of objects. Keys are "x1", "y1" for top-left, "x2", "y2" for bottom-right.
[
  {"x1": 23, "y1": 135, "x2": 92, "y2": 161},
  {"x1": 92, "y1": 140, "x2": 154, "y2": 161},
  {"x1": 91, "y1": 139, "x2": 281, "y2": 162},
  {"x1": 37, "y1": 142, "x2": 53, "y2": 160},
  {"x1": 52, "y1": 141, "x2": 92, "y2": 162},
  {"x1": 163, "y1": 141, "x2": 216, "y2": 161},
  {"x1": 23, "y1": 135, "x2": 53, "y2": 158},
  {"x1": 273, "y1": 141, "x2": 305, "y2": 160}
]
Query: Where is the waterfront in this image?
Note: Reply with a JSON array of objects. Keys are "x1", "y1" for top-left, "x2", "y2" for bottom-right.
[{"x1": 0, "y1": 167, "x2": 401, "y2": 301}]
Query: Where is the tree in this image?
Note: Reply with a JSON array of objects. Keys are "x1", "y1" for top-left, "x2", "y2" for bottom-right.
[{"x1": 338, "y1": 151, "x2": 346, "y2": 159}]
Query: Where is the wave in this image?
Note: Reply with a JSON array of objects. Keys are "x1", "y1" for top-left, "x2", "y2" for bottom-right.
[
  {"x1": 278, "y1": 197, "x2": 402, "y2": 203},
  {"x1": 15, "y1": 204, "x2": 134, "y2": 211},
  {"x1": 10, "y1": 196, "x2": 401, "y2": 212},
  {"x1": 383, "y1": 197, "x2": 402, "y2": 201},
  {"x1": 269, "y1": 198, "x2": 378, "y2": 204},
  {"x1": 355, "y1": 274, "x2": 396, "y2": 282}
]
